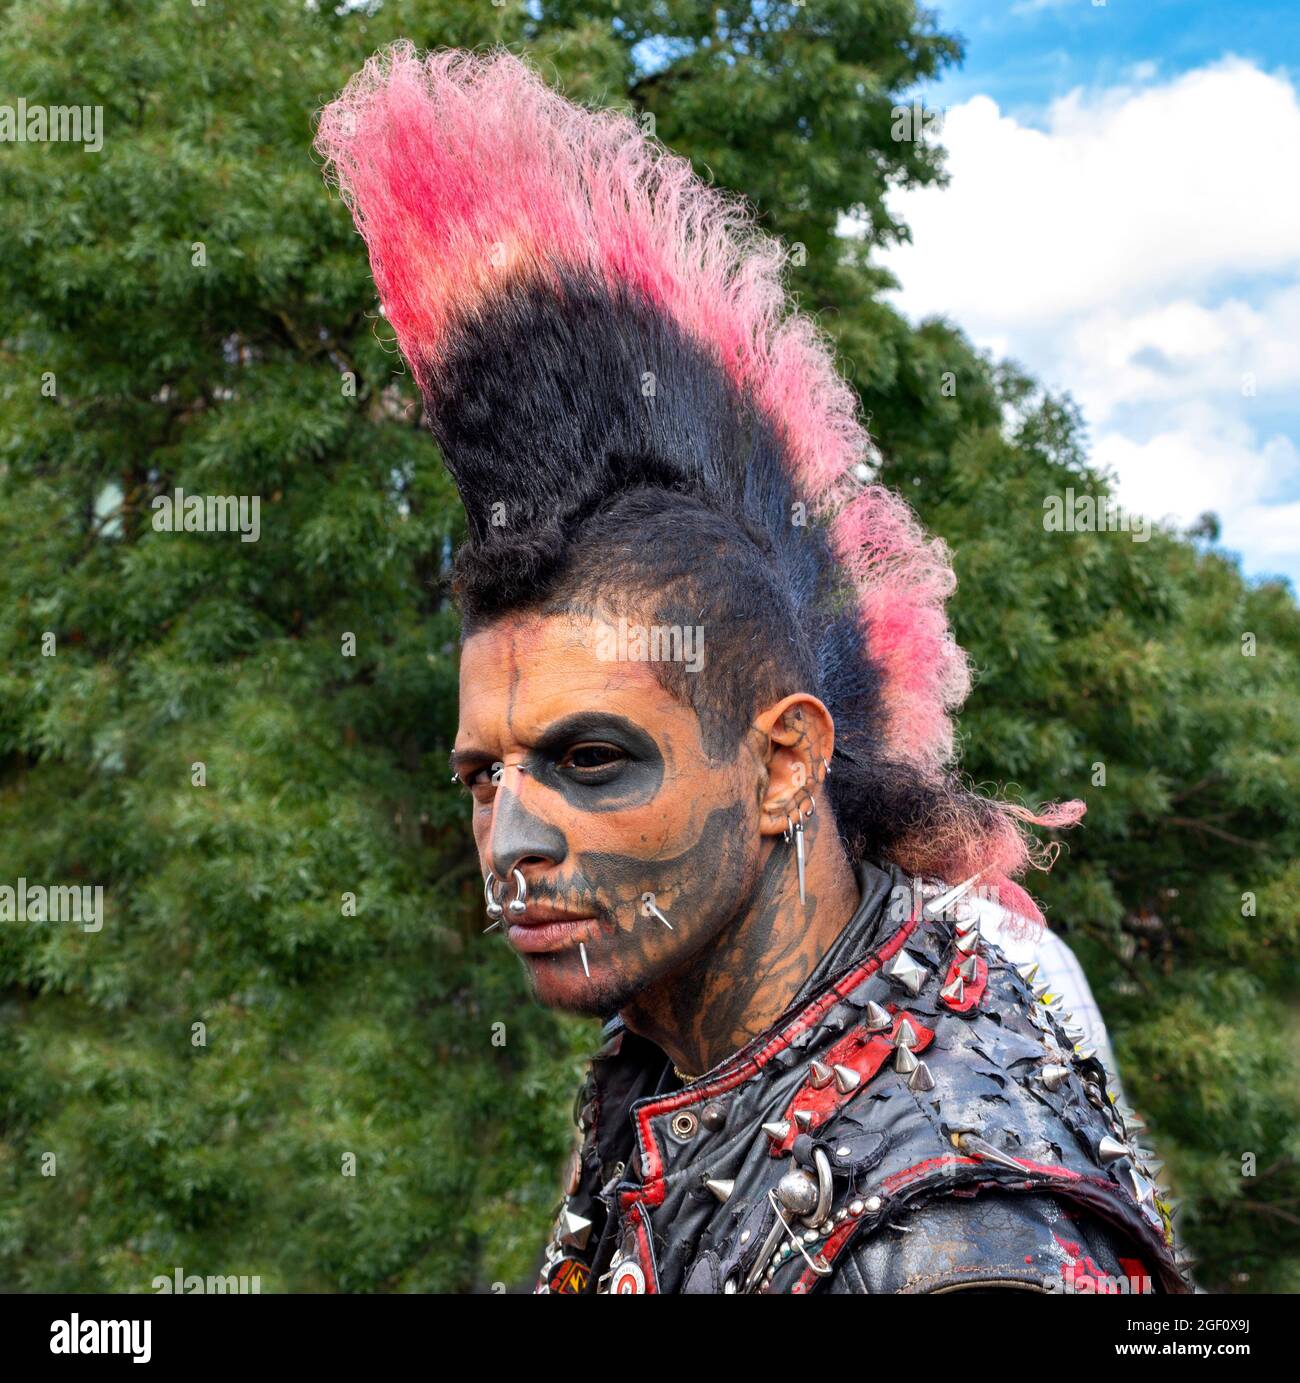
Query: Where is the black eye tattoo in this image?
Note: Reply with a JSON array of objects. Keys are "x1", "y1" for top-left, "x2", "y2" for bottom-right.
[{"x1": 524, "y1": 713, "x2": 665, "y2": 813}]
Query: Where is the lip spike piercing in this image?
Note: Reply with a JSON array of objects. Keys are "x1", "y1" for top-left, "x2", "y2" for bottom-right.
[{"x1": 579, "y1": 942, "x2": 591, "y2": 978}]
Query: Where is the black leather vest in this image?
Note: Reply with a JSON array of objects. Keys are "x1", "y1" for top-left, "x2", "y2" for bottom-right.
[{"x1": 535, "y1": 865, "x2": 1187, "y2": 1295}]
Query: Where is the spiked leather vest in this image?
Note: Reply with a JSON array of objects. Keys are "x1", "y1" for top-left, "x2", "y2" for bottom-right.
[{"x1": 535, "y1": 864, "x2": 1187, "y2": 1295}]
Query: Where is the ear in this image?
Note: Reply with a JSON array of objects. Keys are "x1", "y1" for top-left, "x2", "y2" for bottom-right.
[{"x1": 753, "y1": 693, "x2": 834, "y2": 839}]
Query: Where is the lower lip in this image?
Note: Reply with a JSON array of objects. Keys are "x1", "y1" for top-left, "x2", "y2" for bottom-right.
[{"x1": 508, "y1": 918, "x2": 599, "y2": 953}]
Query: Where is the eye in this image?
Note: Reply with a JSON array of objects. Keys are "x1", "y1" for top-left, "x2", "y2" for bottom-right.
[
  {"x1": 560, "y1": 743, "x2": 627, "y2": 775},
  {"x1": 457, "y1": 761, "x2": 502, "y2": 800}
]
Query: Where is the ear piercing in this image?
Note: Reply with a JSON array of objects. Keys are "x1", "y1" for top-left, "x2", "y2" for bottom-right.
[
  {"x1": 783, "y1": 793, "x2": 815, "y2": 904},
  {"x1": 482, "y1": 868, "x2": 527, "y2": 930}
]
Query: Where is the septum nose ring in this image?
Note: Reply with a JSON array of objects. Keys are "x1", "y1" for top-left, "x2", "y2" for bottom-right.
[{"x1": 483, "y1": 868, "x2": 528, "y2": 930}]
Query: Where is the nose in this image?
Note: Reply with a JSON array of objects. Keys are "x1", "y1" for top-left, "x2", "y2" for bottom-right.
[{"x1": 489, "y1": 779, "x2": 567, "y2": 880}]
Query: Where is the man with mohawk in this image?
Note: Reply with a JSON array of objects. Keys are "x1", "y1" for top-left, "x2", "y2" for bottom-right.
[{"x1": 317, "y1": 44, "x2": 1185, "y2": 1295}]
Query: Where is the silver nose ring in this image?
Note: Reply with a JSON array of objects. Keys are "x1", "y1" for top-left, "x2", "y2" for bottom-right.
[{"x1": 484, "y1": 868, "x2": 528, "y2": 927}]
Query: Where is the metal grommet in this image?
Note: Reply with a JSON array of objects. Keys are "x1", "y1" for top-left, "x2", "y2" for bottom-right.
[{"x1": 670, "y1": 1110, "x2": 699, "y2": 1140}]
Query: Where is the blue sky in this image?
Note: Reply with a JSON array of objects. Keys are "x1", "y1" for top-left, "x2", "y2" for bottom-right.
[{"x1": 875, "y1": 0, "x2": 1300, "y2": 589}]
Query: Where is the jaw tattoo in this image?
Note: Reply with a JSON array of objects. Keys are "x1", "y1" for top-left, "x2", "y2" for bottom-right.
[{"x1": 318, "y1": 43, "x2": 1188, "y2": 1297}]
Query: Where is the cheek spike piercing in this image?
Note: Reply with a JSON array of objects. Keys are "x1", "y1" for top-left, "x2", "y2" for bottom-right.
[{"x1": 640, "y1": 892, "x2": 674, "y2": 930}]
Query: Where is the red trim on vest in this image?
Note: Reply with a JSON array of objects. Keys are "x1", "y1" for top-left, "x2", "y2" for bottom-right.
[{"x1": 622, "y1": 909, "x2": 923, "y2": 1210}]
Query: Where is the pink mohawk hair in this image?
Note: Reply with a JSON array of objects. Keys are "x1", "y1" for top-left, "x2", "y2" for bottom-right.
[{"x1": 316, "y1": 44, "x2": 1083, "y2": 914}]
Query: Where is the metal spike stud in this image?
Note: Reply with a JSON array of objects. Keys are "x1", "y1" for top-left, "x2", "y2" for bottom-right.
[
  {"x1": 1097, "y1": 1136, "x2": 1129, "y2": 1164},
  {"x1": 705, "y1": 1178, "x2": 735, "y2": 1204},
  {"x1": 955, "y1": 929, "x2": 980, "y2": 955},
  {"x1": 761, "y1": 1120, "x2": 791, "y2": 1142},
  {"x1": 864, "y1": 1001, "x2": 893, "y2": 1031},
  {"x1": 793, "y1": 1109, "x2": 814, "y2": 1132},
  {"x1": 808, "y1": 1060, "x2": 834, "y2": 1089},
  {"x1": 832, "y1": 1064, "x2": 861, "y2": 1094},
  {"x1": 894, "y1": 1045, "x2": 919, "y2": 1076},
  {"x1": 1041, "y1": 1063, "x2": 1071, "y2": 1092},
  {"x1": 1016, "y1": 961, "x2": 1040, "y2": 984},
  {"x1": 884, "y1": 950, "x2": 927, "y2": 996},
  {"x1": 940, "y1": 977, "x2": 965, "y2": 1004},
  {"x1": 908, "y1": 1061, "x2": 935, "y2": 1093},
  {"x1": 894, "y1": 1017, "x2": 920, "y2": 1049},
  {"x1": 957, "y1": 955, "x2": 980, "y2": 981},
  {"x1": 559, "y1": 1210, "x2": 593, "y2": 1249}
]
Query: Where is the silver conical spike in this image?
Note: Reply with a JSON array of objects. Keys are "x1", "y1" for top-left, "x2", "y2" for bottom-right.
[
  {"x1": 1016, "y1": 961, "x2": 1040, "y2": 984},
  {"x1": 908, "y1": 1061, "x2": 935, "y2": 1093},
  {"x1": 894, "y1": 1017, "x2": 920, "y2": 1049},
  {"x1": 894, "y1": 1045, "x2": 919, "y2": 1076},
  {"x1": 832, "y1": 1064, "x2": 861, "y2": 1094},
  {"x1": 579, "y1": 942, "x2": 590, "y2": 978},
  {"x1": 1098, "y1": 1136, "x2": 1129, "y2": 1164},
  {"x1": 1032, "y1": 980, "x2": 1050, "y2": 999},
  {"x1": 956, "y1": 1133, "x2": 1024, "y2": 1173},
  {"x1": 957, "y1": 955, "x2": 980, "y2": 981},
  {"x1": 1041, "y1": 1063, "x2": 1071, "y2": 1092},
  {"x1": 954, "y1": 915, "x2": 979, "y2": 937},
  {"x1": 793, "y1": 1109, "x2": 814, "y2": 1132},
  {"x1": 1074, "y1": 1044, "x2": 1098, "y2": 1061},
  {"x1": 940, "y1": 977, "x2": 965, "y2": 1003},
  {"x1": 808, "y1": 1060, "x2": 833, "y2": 1089},
  {"x1": 955, "y1": 929, "x2": 979, "y2": 955},
  {"x1": 1128, "y1": 1169, "x2": 1155, "y2": 1204},
  {"x1": 705, "y1": 1178, "x2": 735, "y2": 1204},
  {"x1": 761, "y1": 1120, "x2": 791, "y2": 1141},
  {"x1": 922, "y1": 872, "x2": 985, "y2": 919},
  {"x1": 864, "y1": 1001, "x2": 893, "y2": 1031}
]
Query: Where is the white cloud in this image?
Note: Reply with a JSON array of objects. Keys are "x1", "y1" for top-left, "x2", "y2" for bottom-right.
[{"x1": 877, "y1": 57, "x2": 1300, "y2": 586}]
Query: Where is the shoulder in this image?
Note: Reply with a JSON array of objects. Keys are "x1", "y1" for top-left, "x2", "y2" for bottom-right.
[{"x1": 822, "y1": 1191, "x2": 1158, "y2": 1295}]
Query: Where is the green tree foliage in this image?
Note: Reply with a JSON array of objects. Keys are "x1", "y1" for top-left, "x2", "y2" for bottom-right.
[{"x1": 1, "y1": 0, "x2": 1296, "y2": 1292}]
